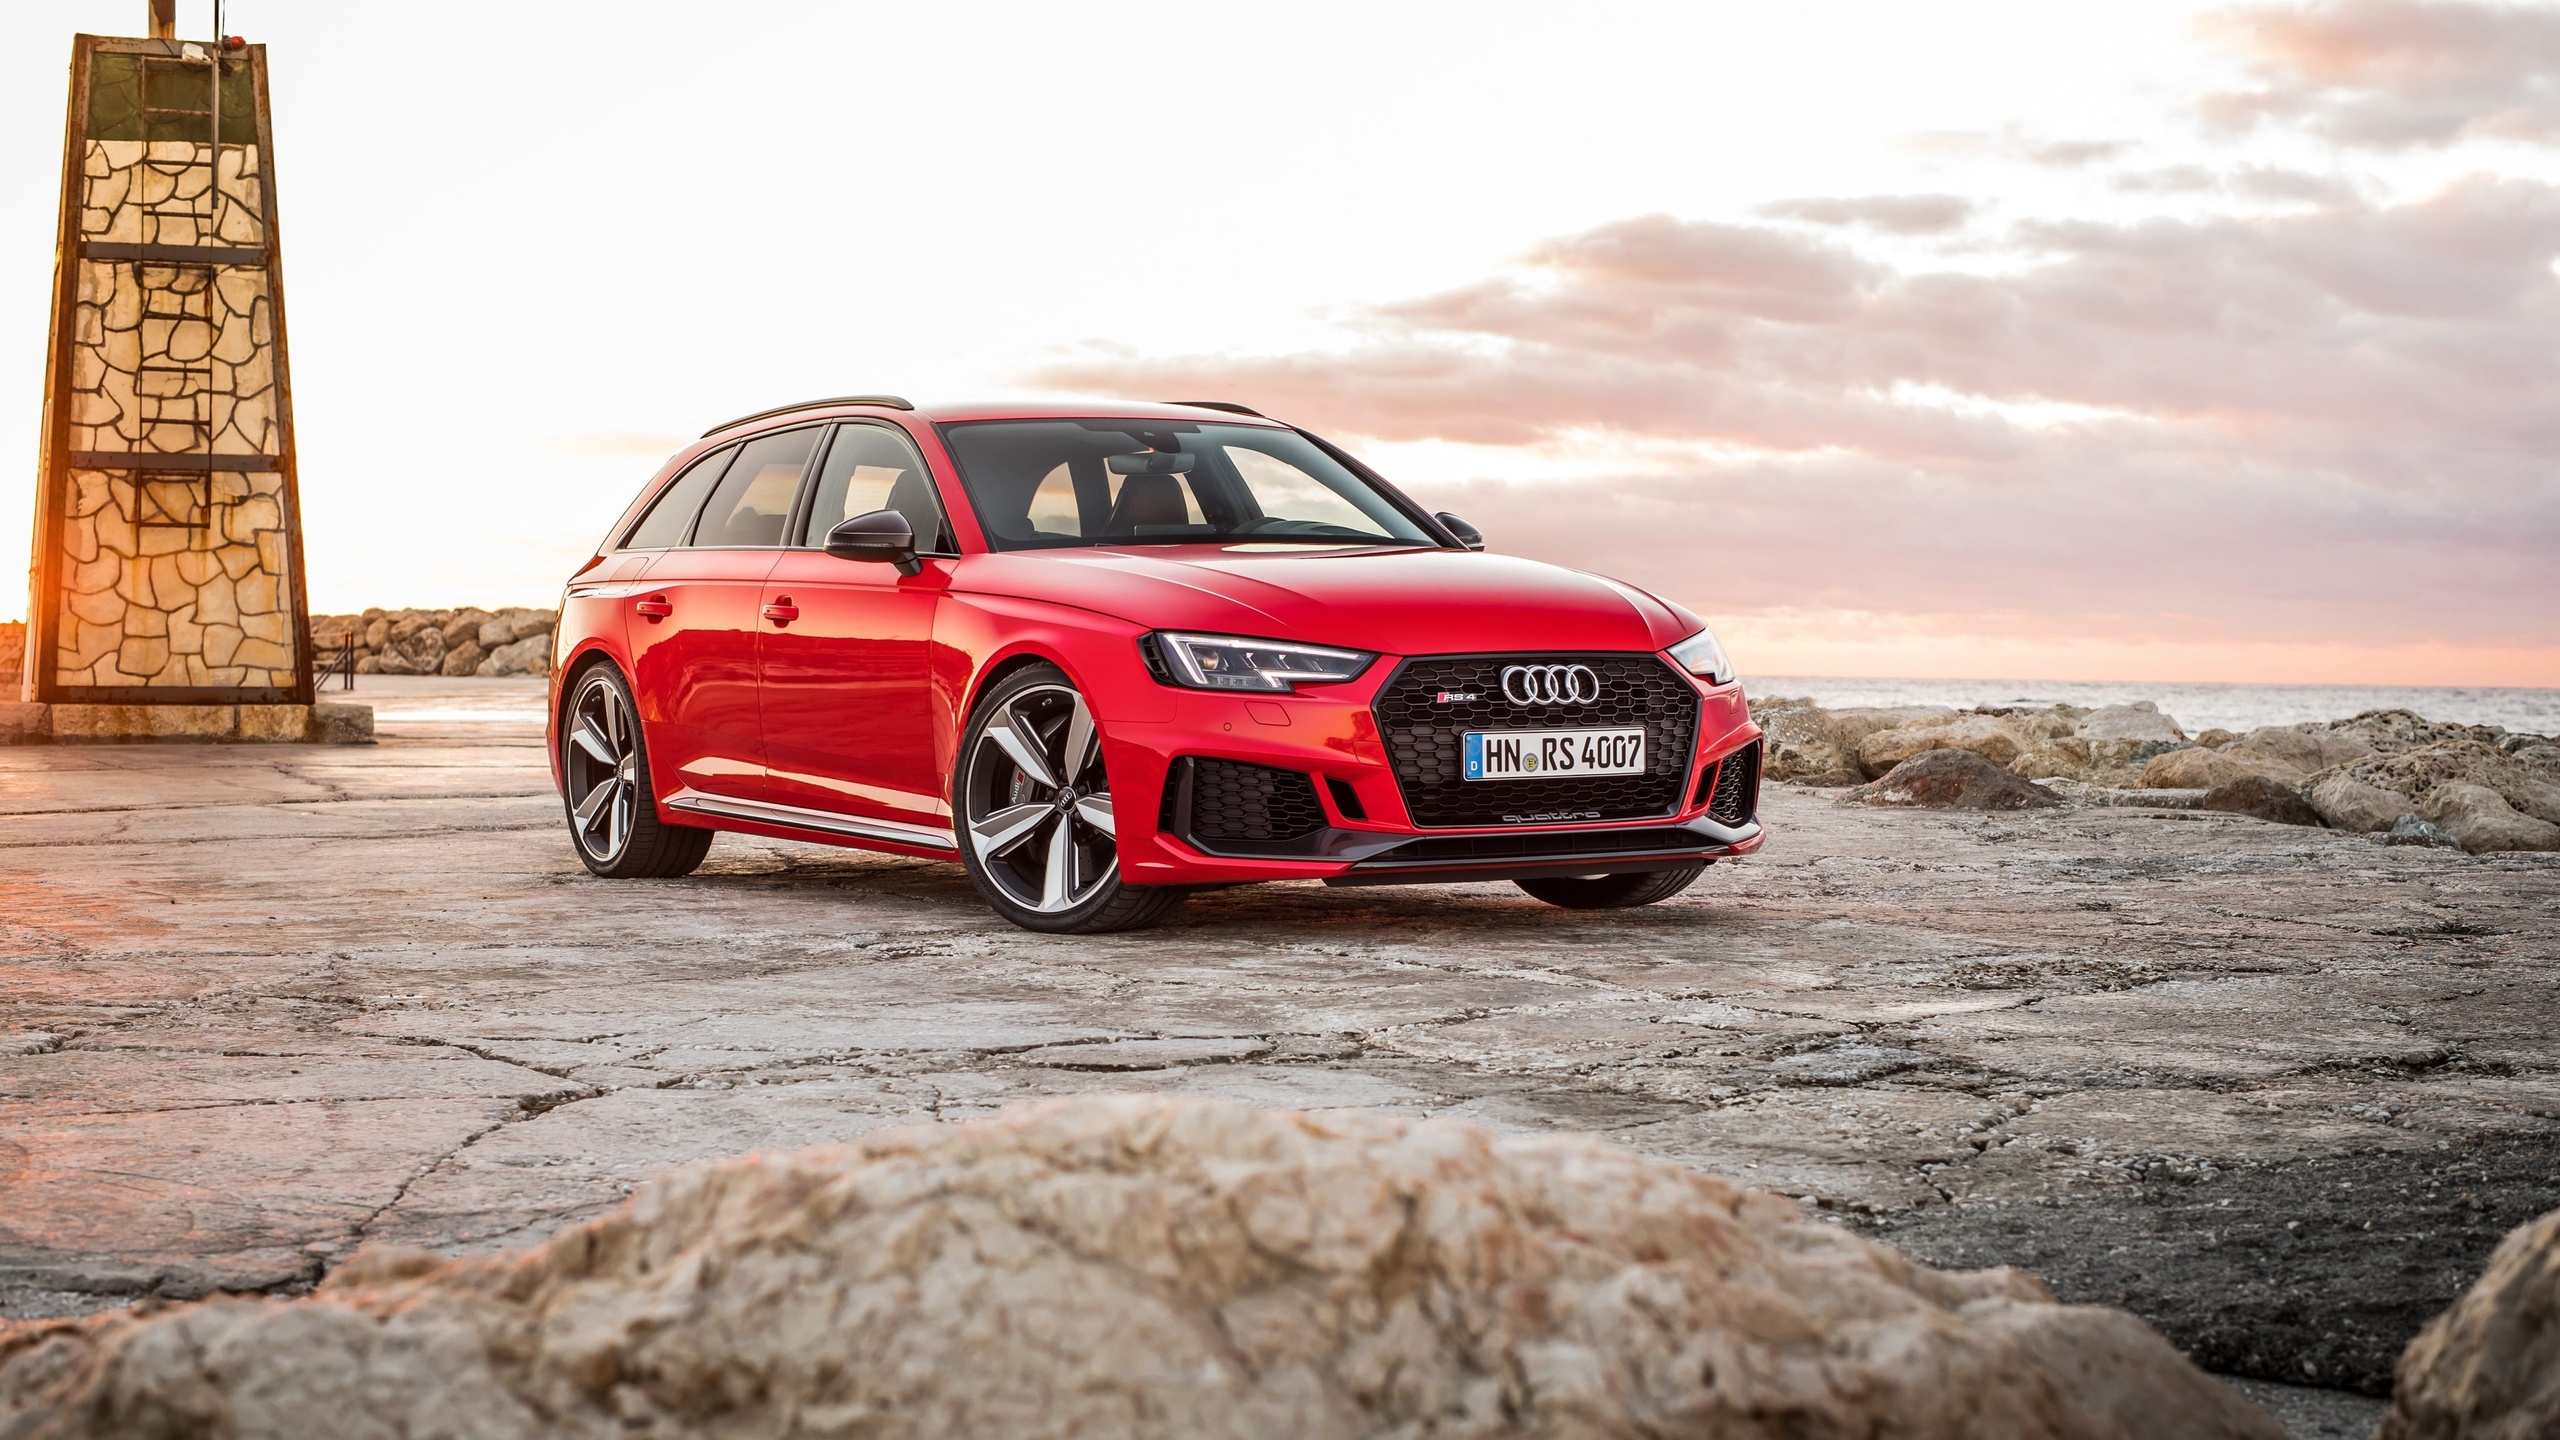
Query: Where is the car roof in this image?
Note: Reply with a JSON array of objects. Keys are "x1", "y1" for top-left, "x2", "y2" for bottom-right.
[{"x1": 702, "y1": 396, "x2": 1287, "y2": 440}]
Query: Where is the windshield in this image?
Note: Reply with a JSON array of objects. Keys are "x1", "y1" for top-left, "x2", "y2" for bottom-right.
[{"x1": 939, "y1": 419, "x2": 1437, "y2": 550}]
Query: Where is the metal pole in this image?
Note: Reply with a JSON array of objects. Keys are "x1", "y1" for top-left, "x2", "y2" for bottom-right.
[{"x1": 149, "y1": 0, "x2": 178, "y2": 40}]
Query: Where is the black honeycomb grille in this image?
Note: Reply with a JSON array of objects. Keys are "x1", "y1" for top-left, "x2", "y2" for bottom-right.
[
  {"x1": 1374, "y1": 654, "x2": 1700, "y2": 826},
  {"x1": 1189, "y1": 759, "x2": 1327, "y2": 843},
  {"x1": 1705, "y1": 740, "x2": 1761, "y2": 826}
]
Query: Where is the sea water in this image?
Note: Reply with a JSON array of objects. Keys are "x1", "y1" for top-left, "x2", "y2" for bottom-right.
[{"x1": 1740, "y1": 677, "x2": 2560, "y2": 738}]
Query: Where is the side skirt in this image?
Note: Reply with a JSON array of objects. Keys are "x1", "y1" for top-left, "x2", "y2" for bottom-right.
[{"x1": 663, "y1": 787, "x2": 958, "y2": 852}]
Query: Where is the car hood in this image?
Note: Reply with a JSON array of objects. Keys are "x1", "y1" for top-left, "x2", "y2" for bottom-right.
[{"x1": 952, "y1": 545, "x2": 1702, "y2": 656}]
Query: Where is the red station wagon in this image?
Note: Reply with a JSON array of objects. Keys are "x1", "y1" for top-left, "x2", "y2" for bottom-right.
[{"x1": 547, "y1": 398, "x2": 1763, "y2": 932}]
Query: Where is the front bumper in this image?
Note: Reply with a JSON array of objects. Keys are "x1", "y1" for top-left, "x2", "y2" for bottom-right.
[{"x1": 1101, "y1": 660, "x2": 1762, "y2": 888}]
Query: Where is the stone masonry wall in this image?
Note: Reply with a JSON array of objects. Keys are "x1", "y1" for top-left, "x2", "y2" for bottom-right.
[{"x1": 50, "y1": 127, "x2": 297, "y2": 693}]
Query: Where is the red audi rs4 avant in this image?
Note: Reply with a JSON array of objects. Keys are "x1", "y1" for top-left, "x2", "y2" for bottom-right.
[{"x1": 546, "y1": 397, "x2": 1763, "y2": 932}]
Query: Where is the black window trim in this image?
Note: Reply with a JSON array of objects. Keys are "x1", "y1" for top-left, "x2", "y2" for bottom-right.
[
  {"x1": 790, "y1": 419, "x2": 961, "y2": 558},
  {"x1": 615, "y1": 441, "x2": 741, "y2": 552}
]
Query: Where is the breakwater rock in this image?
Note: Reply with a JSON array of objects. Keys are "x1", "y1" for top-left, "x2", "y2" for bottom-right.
[
  {"x1": 2380, "y1": 1206, "x2": 2560, "y2": 1440},
  {"x1": 1753, "y1": 698, "x2": 2560, "y2": 852},
  {"x1": 310, "y1": 607, "x2": 558, "y2": 677},
  {"x1": 0, "y1": 1097, "x2": 2282, "y2": 1440}
]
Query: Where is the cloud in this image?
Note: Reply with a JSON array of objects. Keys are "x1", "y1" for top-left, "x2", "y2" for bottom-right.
[
  {"x1": 1759, "y1": 194, "x2": 1977, "y2": 234},
  {"x1": 2201, "y1": 0, "x2": 2560, "y2": 147},
  {"x1": 1035, "y1": 180, "x2": 2560, "y2": 669}
]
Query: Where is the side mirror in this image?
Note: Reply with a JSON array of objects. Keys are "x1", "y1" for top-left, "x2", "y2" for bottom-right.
[
  {"x1": 1436, "y1": 511, "x2": 1485, "y2": 551},
  {"x1": 825, "y1": 509, "x2": 922, "y2": 576}
]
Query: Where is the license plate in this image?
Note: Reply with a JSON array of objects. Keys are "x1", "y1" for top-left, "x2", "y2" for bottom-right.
[{"x1": 1463, "y1": 728, "x2": 1647, "y2": 780}]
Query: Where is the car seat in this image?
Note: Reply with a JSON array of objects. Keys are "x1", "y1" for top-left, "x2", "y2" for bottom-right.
[{"x1": 1107, "y1": 474, "x2": 1188, "y2": 534}]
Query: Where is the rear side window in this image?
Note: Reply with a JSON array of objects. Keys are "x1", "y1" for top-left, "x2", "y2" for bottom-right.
[
  {"x1": 622, "y1": 445, "x2": 735, "y2": 550},
  {"x1": 802, "y1": 423, "x2": 952, "y2": 552},
  {"x1": 694, "y1": 428, "x2": 820, "y2": 548}
]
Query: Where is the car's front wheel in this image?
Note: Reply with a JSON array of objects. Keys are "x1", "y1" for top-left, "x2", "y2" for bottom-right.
[
  {"x1": 1515, "y1": 864, "x2": 1707, "y2": 910},
  {"x1": 956, "y1": 663, "x2": 1185, "y2": 933}
]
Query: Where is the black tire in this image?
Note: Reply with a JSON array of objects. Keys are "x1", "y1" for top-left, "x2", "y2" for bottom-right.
[
  {"x1": 955, "y1": 663, "x2": 1185, "y2": 934},
  {"x1": 561, "y1": 662, "x2": 714, "y2": 879},
  {"x1": 1515, "y1": 863, "x2": 1708, "y2": 910}
]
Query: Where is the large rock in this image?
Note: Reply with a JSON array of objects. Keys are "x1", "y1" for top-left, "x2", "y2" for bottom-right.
[
  {"x1": 2221, "y1": 725, "x2": 2374, "y2": 780},
  {"x1": 476, "y1": 633, "x2": 552, "y2": 677},
  {"x1": 2418, "y1": 782, "x2": 2560, "y2": 854},
  {"x1": 2198, "y1": 775, "x2": 2326, "y2": 827},
  {"x1": 0, "y1": 1097, "x2": 2278, "y2": 1440},
  {"x1": 2332, "y1": 740, "x2": 2560, "y2": 827},
  {"x1": 2139, "y1": 746, "x2": 2253, "y2": 790},
  {"x1": 1842, "y1": 748, "x2": 2064, "y2": 810},
  {"x1": 2009, "y1": 736, "x2": 2180, "y2": 787},
  {"x1": 2306, "y1": 773, "x2": 2416, "y2": 833},
  {"x1": 374, "y1": 624, "x2": 446, "y2": 676},
  {"x1": 2379, "y1": 1207, "x2": 2560, "y2": 1440},
  {"x1": 2320, "y1": 708, "x2": 2506, "y2": 757},
  {"x1": 440, "y1": 640, "x2": 487, "y2": 677},
  {"x1": 1749, "y1": 696, "x2": 1866, "y2": 785},
  {"x1": 2076, "y1": 701, "x2": 2187, "y2": 744},
  {"x1": 1855, "y1": 713, "x2": 2030, "y2": 776}
]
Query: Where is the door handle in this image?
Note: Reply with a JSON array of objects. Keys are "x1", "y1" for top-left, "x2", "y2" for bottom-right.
[
  {"x1": 634, "y1": 595, "x2": 673, "y2": 621},
  {"x1": 762, "y1": 598, "x2": 800, "y2": 626}
]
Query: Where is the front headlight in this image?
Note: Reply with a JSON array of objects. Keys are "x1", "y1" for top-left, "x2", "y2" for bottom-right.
[
  {"x1": 1667, "y1": 626, "x2": 1734, "y2": 686},
  {"x1": 1148, "y1": 632, "x2": 1376, "y2": 693}
]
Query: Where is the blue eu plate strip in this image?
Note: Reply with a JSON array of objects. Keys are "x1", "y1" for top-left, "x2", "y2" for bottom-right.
[{"x1": 1463, "y1": 732, "x2": 1483, "y2": 780}]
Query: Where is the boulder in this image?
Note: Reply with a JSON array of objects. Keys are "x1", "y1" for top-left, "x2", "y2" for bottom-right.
[
  {"x1": 2384, "y1": 815, "x2": 2462, "y2": 849},
  {"x1": 2320, "y1": 709, "x2": 2504, "y2": 757},
  {"x1": 2379, "y1": 1206, "x2": 2560, "y2": 1440},
  {"x1": 1749, "y1": 696, "x2": 1865, "y2": 785},
  {"x1": 373, "y1": 625, "x2": 446, "y2": 675},
  {"x1": 1842, "y1": 748, "x2": 2063, "y2": 810},
  {"x1": 2418, "y1": 782, "x2": 2560, "y2": 854},
  {"x1": 2332, "y1": 740, "x2": 2560, "y2": 826},
  {"x1": 439, "y1": 609, "x2": 494, "y2": 650},
  {"x1": 0, "y1": 1097, "x2": 2281, "y2": 1440},
  {"x1": 2139, "y1": 747, "x2": 2250, "y2": 790},
  {"x1": 2198, "y1": 775, "x2": 2326, "y2": 828},
  {"x1": 2009, "y1": 736, "x2": 2185, "y2": 787},
  {"x1": 2504, "y1": 740, "x2": 2560, "y2": 778},
  {"x1": 2222, "y1": 725, "x2": 2374, "y2": 780},
  {"x1": 2075, "y1": 701, "x2": 2187, "y2": 744},
  {"x1": 440, "y1": 640, "x2": 486, "y2": 677},
  {"x1": 2194, "y1": 728, "x2": 2240, "y2": 750},
  {"x1": 476, "y1": 616, "x2": 520, "y2": 649},
  {"x1": 2307, "y1": 774, "x2": 2415, "y2": 833},
  {"x1": 1855, "y1": 713, "x2": 2029, "y2": 776},
  {"x1": 477, "y1": 633, "x2": 551, "y2": 677}
]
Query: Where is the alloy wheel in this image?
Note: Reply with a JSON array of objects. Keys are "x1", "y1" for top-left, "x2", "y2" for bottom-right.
[
  {"x1": 565, "y1": 671, "x2": 640, "y2": 864},
  {"x1": 962, "y1": 683, "x2": 1118, "y2": 913}
]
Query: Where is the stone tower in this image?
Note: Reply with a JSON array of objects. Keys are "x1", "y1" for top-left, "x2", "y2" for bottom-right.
[{"x1": 22, "y1": 30, "x2": 312, "y2": 716}]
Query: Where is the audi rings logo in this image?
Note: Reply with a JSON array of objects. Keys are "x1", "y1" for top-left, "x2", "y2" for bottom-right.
[{"x1": 1501, "y1": 664, "x2": 1601, "y2": 706}]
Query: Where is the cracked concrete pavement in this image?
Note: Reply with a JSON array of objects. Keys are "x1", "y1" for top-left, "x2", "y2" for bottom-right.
[{"x1": 3, "y1": 677, "x2": 2554, "y2": 1423}]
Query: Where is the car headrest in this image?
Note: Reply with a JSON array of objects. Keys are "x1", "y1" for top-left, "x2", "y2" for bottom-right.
[{"x1": 1110, "y1": 474, "x2": 1188, "y2": 533}]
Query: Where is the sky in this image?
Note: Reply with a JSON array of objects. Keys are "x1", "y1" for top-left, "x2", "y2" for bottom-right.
[{"x1": 5, "y1": 0, "x2": 2556, "y2": 685}]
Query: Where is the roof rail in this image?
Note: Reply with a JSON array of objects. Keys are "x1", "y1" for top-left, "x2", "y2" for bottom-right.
[
  {"x1": 701, "y1": 394, "x2": 914, "y2": 438},
  {"x1": 1162, "y1": 400, "x2": 1266, "y2": 418}
]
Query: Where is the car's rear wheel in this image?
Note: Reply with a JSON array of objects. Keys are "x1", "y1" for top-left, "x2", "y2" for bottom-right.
[
  {"x1": 562, "y1": 663, "x2": 714, "y2": 879},
  {"x1": 957, "y1": 664, "x2": 1185, "y2": 933},
  {"x1": 1515, "y1": 864, "x2": 1707, "y2": 910}
]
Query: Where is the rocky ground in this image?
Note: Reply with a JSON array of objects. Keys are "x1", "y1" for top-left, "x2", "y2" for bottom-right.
[
  {"x1": 2, "y1": 678, "x2": 2555, "y2": 1433},
  {"x1": 1759, "y1": 696, "x2": 2560, "y2": 853}
]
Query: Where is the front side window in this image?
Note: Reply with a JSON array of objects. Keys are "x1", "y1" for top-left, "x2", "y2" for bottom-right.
[
  {"x1": 622, "y1": 444, "x2": 736, "y2": 550},
  {"x1": 802, "y1": 422, "x2": 953, "y2": 552},
  {"x1": 940, "y1": 420, "x2": 1435, "y2": 551},
  {"x1": 693, "y1": 427, "x2": 820, "y2": 548}
]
